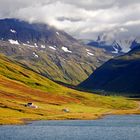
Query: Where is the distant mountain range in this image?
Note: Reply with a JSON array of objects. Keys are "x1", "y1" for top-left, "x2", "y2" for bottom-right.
[
  {"x1": 79, "y1": 46, "x2": 140, "y2": 97},
  {"x1": 0, "y1": 18, "x2": 112, "y2": 85},
  {"x1": 86, "y1": 34, "x2": 140, "y2": 55}
]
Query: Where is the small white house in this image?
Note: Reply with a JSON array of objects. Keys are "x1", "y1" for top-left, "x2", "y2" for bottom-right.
[
  {"x1": 25, "y1": 103, "x2": 38, "y2": 109},
  {"x1": 62, "y1": 108, "x2": 70, "y2": 113}
]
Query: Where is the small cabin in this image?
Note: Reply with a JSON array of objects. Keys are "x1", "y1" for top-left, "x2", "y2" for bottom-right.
[
  {"x1": 27, "y1": 103, "x2": 33, "y2": 106},
  {"x1": 62, "y1": 108, "x2": 70, "y2": 113},
  {"x1": 25, "y1": 102, "x2": 38, "y2": 108}
]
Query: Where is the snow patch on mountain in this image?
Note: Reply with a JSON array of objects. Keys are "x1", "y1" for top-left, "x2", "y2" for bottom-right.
[
  {"x1": 86, "y1": 49, "x2": 90, "y2": 52},
  {"x1": 33, "y1": 52, "x2": 39, "y2": 58},
  {"x1": 86, "y1": 49, "x2": 94, "y2": 56},
  {"x1": 23, "y1": 43, "x2": 35, "y2": 48},
  {"x1": 41, "y1": 45, "x2": 46, "y2": 48},
  {"x1": 9, "y1": 39, "x2": 19, "y2": 45},
  {"x1": 56, "y1": 32, "x2": 60, "y2": 35},
  {"x1": 10, "y1": 29, "x2": 16, "y2": 33},
  {"x1": 112, "y1": 46, "x2": 119, "y2": 54},
  {"x1": 115, "y1": 40, "x2": 132, "y2": 53},
  {"x1": 34, "y1": 43, "x2": 38, "y2": 48},
  {"x1": 62, "y1": 47, "x2": 72, "y2": 53},
  {"x1": 49, "y1": 46, "x2": 56, "y2": 50},
  {"x1": 87, "y1": 52, "x2": 94, "y2": 56}
]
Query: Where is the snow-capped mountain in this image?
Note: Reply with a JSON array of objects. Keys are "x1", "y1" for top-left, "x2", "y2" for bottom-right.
[
  {"x1": 87, "y1": 34, "x2": 140, "y2": 55},
  {"x1": 0, "y1": 18, "x2": 112, "y2": 85}
]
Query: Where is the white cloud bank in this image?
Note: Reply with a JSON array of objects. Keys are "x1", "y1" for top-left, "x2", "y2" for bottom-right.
[{"x1": 0, "y1": 0, "x2": 140, "y2": 39}]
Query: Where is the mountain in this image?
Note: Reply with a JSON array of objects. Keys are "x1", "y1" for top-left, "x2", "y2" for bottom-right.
[
  {"x1": 79, "y1": 46, "x2": 140, "y2": 97},
  {"x1": 0, "y1": 54, "x2": 136, "y2": 124},
  {"x1": 0, "y1": 18, "x2": 112, "y2": 85},
  {"x1": 87, "y1": 34, "x2": 140, "y2": 55}
]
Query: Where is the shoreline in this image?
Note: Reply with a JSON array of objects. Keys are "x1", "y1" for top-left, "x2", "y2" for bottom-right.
[
  {"x1": 1, "y1": 110, "x2": 140, "y2": 126},
  {"x1": 1, "y1": 101, "x2": 140, "y2": 126}
]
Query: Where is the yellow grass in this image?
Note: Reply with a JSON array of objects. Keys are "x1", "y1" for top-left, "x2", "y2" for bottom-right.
[{"x1": 0, "y1": 54, "x2": 139, "y2": 125}]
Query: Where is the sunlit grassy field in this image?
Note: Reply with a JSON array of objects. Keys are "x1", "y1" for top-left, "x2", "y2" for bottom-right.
[{"x1": 0, "y1": 54, "x2": 139, "y2": 125}]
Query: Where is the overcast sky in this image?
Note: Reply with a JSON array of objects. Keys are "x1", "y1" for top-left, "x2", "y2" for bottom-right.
[{"x1": 0, "y1": 0, "x2": 140, "y2": 39}]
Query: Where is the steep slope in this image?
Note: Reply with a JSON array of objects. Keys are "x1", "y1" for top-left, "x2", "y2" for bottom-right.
[
  {"x1": 79, "y1": 46, "x2": 140, "y2": 97},
  {"x1": 0, "y1": 54, "x2": 137, "y2": 124},
  {"x1": 0, "y1": 18, "x2": 112, "y2": 85}
]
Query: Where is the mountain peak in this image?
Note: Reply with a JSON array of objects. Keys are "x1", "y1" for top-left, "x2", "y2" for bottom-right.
[
  {"x1": 0, "y1": 18, "x2": 112, "y2": 85},
  {"x1": 87, "y1": 34, "x2": 140, "y2": 55}
]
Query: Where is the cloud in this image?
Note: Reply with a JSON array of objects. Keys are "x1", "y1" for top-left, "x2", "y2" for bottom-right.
[{"x1": 0, "y1": 0, "x2": 140, "y2": 39}]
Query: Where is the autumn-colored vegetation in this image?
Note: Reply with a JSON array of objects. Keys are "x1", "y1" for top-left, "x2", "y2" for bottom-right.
[{"x1": 0, "y1": 54, "x2": 139, "y2": 125}]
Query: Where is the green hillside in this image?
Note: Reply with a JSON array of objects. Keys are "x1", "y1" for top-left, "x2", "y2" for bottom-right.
[{"x1": 0, "y1": 54, "x2": 139, "y2": 125}]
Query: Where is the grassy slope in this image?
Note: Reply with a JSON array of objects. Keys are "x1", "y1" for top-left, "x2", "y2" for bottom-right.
[
  {"x1": 0, "y1": 54, "x2": 139, "y2": 125},
  {"x1": 79, "y1": 47, "x2": 140, "y2": 96}
]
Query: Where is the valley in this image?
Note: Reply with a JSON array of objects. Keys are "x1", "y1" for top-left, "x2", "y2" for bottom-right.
[
  {"x1": 0, "y1": 1, "x2": 140, "y2": 140},
  {"x1": 0, "y1": 18, "x2": 140, "y2": 125},
  {"x1": 0, "y1": 54, "x2": 139, "y2": 125}
]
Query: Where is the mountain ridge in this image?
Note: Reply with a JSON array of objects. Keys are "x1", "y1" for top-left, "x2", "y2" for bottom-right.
[
  {"x1": 79, "y1": 46, "x2": 140, "y2": 97},
  {"x1": 0, "y1": 18, "x2": 113, "y2": 85}
]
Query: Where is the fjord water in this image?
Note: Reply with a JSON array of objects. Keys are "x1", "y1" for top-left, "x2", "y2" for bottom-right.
[{"x1": 0, "y1": 115, "x2": 140, "y2": 140}]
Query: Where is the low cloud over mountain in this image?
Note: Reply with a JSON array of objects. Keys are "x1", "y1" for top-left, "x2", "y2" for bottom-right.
[{"x1": 0, "y1": 0, "x2": 140, "y2": 39}]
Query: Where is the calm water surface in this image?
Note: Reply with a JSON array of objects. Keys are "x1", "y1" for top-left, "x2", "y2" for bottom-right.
[{"x1": 0, "y1": 115, "x2": 140, "y2": 140}]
